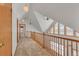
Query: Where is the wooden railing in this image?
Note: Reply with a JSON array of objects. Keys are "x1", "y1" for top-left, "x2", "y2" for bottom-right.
[{"x1": 31, "y1": 32, "x2": 79, "y2": 56}]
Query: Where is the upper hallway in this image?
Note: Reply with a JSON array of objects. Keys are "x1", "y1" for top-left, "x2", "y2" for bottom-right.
[{"x1": 12, "y1": 3, "x2": 79, "y2": 56}]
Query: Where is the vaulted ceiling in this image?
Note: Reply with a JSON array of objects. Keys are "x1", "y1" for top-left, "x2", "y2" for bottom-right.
[
  {"x1": 13, "y1": 3, "x2": 79, "y2": 32},
  {"x1": 30, "y1": 3, "x2": 79, "y2": 32}
]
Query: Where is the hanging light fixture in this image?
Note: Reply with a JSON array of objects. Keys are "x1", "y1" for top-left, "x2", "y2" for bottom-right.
[
  {"x1": 23, "y1": 4, "x2": 29, "y2": 13},
  {"x1": 23, "y1": 4, "x2": 31, "y2": 25}
]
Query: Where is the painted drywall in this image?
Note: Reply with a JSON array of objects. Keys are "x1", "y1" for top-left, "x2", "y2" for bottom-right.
[
  {"x1": 12, "y1": 10, "x2": 17, "y2": 55},
  {"x1": 12, "y1": 3, "x2": 41, "y2": 55},
  {"x1": 12, "y1": 3, "x2": 25, "y2": 55},
  {"x1": 26, "y1": 22, "x2": 40, "y2": 32},
  {"x1": 34, "y1": 11, "x2": 54, "y2": 32},
  {"x1": 30, "y1": 3, "x2": 79, "y2": 32},
  {"x1": 28, "y1": 9, "x2": 42, "y2": 32}
]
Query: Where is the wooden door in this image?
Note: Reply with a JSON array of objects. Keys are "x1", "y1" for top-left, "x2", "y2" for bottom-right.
[{"x1": 0, "y1": 4, "x2": 12, "y2": 56}]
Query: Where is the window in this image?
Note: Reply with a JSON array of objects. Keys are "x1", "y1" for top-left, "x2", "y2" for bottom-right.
[
  {"x1": 50, "y1": 26, "x2": 53, "y2": 34},
  {"x1": 55, "y1": 22, "x2": 58, "y2": 34},
  {"x1": 47, "y1": 26, "x2": 53, "y2": 34},
  {"x1": 66, "y1": 26, "x2": 74, "y2": 36},
  {"x1": 47, "y1": 30, "x2": 50, "y2": 34},
  {"x1": 59, "y1": 24, "x2": 64, "y2": 35},
  {"x1": 76, "y1": 32, "x2": 79, "y2": 37}
]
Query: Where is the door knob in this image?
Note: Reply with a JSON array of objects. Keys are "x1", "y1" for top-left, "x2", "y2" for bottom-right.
[{"x1": 0, "y1": 41, "x2": 4, "y2": 48}]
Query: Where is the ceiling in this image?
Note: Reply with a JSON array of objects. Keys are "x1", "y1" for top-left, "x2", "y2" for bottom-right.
[
  {"x1": 13, "y1": 3, "x2": 79, "y2": 32},
  {"x1": 30, "y1": 3, "x2": 79, "y2": 32}
]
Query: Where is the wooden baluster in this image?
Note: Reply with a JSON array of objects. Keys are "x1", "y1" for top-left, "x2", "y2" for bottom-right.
[
  {"x1": 50, "y1": 36, "x2": 52, "y2": 55},
  {"x1": 44, "y1": 35, "x2": 46, "y2": 49},
  {"x1": 54, "y1": 36, "x2": 56, "y2": 56},
  {"x1": 53, "y1": 36, "x2": 54, "y2": 55},
  {"x1": 67, "y1": 40, "x2": 69, "y2": 56},
  {"x1": 58, "y1": 38, "x2": 59, "y2": 56},
  {"x1": 71, "y1": 41, "x2": 73, "y2": 56},
  {"x1": 51, "y1": 37, "x2": 54, "y2": 55},
  {"x1": 56, "y1": 37, "x2": 58, "y2": 56},
  {"x1": 76, "y1": 42, "x2": 78, "y2": 56},
  {"x1": 54, "y1": 37, "x2": 56, "y2": 56},
  {"x1": 32, "y1": 32, "x2": 79, "y2": 56},
  {"x1": 51, "y1": 37, "x2": 53, "y2": 55},
  {"x1": 55, "y1": 37, "x2": 57, "y2": 56},
  {"x1": 51, "y1": 37, "x2": 52, "y2": 55},
  {"x1": 43, "y1": 33, "x2": 45, "y2": 48},
  {"x1": 53, "y1": 36, "x2": 55, "y2": 56},
  {"x1": 61, "y1": 39, "x2": 62, "y2": 56},
  {"x1": 63, "y1": 39, "x2": 65, "y2": 56}
]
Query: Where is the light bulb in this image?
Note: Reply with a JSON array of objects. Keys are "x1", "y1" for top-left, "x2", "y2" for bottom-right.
[{"x1": 23, "y1": 4, "x2": 29, "y2": 13}]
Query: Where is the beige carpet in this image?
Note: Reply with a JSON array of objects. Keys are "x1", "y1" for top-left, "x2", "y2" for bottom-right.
[{"x1": 14, "y1": 37, "x2": 51, "y2": 56}]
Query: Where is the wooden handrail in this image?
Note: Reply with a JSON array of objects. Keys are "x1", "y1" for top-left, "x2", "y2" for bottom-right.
[
  {"x1": 31, "y1": 31, "x2": 79, "y2": 42},
  {"x1": 31, "y1": 31, "x2": 79, "y2": 56},
  {"x1": 44, "y1": 33, "x2": 79, "y2": 42}
]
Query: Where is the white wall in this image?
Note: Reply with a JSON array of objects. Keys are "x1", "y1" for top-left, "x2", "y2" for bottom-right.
[
  {"x1": 12, "y1": 5, "x2": 17, "y2": 55},
  {"x1": 26, "y1": 23, "x2": 40, "y2": 32},
  {"x1": 34, "y1": 11, "x2": 54, "y2": 32},
  {"x1": 29, "y1": 10, "x2": 42, "y2": 32},
  {"x1": 12, "y1": 3, "x2": 41, "y2": 55},
  {"x1": 31, "y1": 3, "x2": 79, "y2": 32},
  {"x1": 12, "y1": 3, "x2": 25, "y2": 55}
]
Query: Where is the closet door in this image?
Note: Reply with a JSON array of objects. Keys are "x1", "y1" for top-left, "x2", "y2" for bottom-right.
[{"x1": 0, "y1": 4, "x2": 12, "y2": 56}]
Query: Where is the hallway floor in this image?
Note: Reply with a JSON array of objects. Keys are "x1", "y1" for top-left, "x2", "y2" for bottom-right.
[{"x1": 14, "y1": 37, "x2": 51, "y2": 56}]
